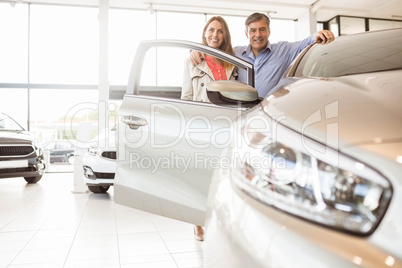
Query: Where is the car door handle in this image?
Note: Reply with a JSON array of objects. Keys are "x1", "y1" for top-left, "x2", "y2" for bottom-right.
[{"x1": 122, "y1": 115, "x2": 148, "y2": 130}]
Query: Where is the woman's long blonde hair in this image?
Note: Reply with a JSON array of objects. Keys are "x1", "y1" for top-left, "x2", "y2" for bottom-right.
[{"x1": 201, "y1": 16, "x2": 234, "y2": 70}]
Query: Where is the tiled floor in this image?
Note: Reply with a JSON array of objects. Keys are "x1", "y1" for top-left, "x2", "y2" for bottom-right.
[{"x1": 0, "y1": 172, "x2": 203, "y2": 268}]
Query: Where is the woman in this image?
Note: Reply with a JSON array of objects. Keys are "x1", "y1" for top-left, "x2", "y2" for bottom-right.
[
  {"x1": 181, "y1": 16, "x2": 237, "y2": 102},
  {"x1": 181, "y1": 16, "x2": 236, "y2": 241}
]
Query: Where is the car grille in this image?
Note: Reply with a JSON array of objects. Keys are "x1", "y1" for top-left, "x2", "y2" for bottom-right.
[
  {"x1": 0, "y1": 145, "x2": 35, "y2": 157},
  {"x1": 0, "y1": 166, "x2": 36, "y2": 173},
  {"x1": 93, "y1": 172, "x2": 115, "y2": 179},
  {"x1": 101, "y1": 151, "x2": 116, "y2": 160}
]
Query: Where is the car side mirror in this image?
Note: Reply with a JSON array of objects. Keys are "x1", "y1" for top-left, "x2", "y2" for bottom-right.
[{"x1": 206, "y1": 80, "x2": 260, "y2": 105}]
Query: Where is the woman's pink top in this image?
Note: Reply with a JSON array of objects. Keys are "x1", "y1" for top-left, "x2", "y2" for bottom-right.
[{"x1": 204, "y1": 56, "x2": 227, "y2": 81}]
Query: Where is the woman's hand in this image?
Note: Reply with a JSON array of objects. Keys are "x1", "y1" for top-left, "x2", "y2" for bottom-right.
[{"x1": 190, "y1": 51, "x2": 206, "y2": 65}]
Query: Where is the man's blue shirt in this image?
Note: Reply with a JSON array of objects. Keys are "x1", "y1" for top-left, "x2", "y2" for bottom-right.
[{"x1": 235, "y1": 34, "x2": 316, "y2": 97}]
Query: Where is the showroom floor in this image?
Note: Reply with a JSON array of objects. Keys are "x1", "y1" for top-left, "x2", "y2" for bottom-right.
[{"x1": 0, "y1": 172, "x2": 203, "y2": 268}]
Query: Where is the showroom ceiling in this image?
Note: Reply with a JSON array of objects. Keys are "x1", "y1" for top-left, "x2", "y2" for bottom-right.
[{"x1": 5, "y1": 0, "x2": 402, "y2": 21}]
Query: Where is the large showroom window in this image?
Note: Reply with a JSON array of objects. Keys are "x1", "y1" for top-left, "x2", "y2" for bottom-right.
[
  {"x1": 369, "y1": 18, "x2": 402, "y2": 31},
  {"x1": 156, "y1": 12, "x2": 205, "y2": 87},
  {"x1": 157, "y1": 11, "x2": 205, "y2": 41},
  {"x1": 325, "y1": 15, "x2": 402, "y2": 37},
  {"x1": 0, "y1": 4, "x2": 28, "y2": 84},
  {"x1": 109, "y1": 9, "x2": 156, "y2": 85},
  {"x1": 268, "y1": 19, "x2": 296, "y2": 42},
  {"x1": 0, "y1": 4, "x2": 100, "y2": 171},
  {"x1": 0, "y1": 5, "x2": 29, "y2": 128},
  {"x1": 29, "y1": 5, "x2": 98, "y2": 84},
  {"x1": 29, "y1": 89, "x2": 99, "y2": 139},
  {"x1": 339, "y1": 16, "x2": 366, "y2": 35},
  {"x1": 0, "y1": 89, "x2": 29, "y2": 129}
]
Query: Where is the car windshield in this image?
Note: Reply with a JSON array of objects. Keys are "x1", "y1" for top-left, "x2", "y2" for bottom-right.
[
  {"x1": 295, "y1": 28, "x2": 402, "y2": 78},
  {"x1": 0, "y1": 113, "x2": 24, "y2": 131}
]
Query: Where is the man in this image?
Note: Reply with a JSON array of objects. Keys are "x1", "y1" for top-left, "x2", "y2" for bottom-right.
[{"x1": 191, "y1": 12, "x2": 335, "y2": 97}]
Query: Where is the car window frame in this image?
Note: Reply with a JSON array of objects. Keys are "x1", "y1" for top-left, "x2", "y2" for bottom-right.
[{"x1": 125, "y1": 39, "x2": 255, "y2": 96}]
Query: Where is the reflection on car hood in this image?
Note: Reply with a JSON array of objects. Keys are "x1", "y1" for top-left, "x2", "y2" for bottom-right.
[
  {"x1": 355, "y1": 140, "x2": 402, "y2": 164},
  {"x1": 0, "y1": 131, "x2": 35, "y2": 144},
  {"x1": 263, "y1": 70, "x2": 402, "y2": 152}
]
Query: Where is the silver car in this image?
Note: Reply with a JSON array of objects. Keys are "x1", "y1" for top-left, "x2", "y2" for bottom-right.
[
  {"x1": 115, "y1": 28, "x2": 402, "y2": 267},
  {"x1": 83, "y1": 126, "x2": 116, "y2": 193}
]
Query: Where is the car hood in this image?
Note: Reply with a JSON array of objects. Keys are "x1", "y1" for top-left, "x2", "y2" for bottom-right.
[
  {"x1": 91, "y1": 130, "x2": 116, "y2": 149},
  {"x1": 0, "y1": 130, "x2": 35, "y2": 144},
  {"x1": 262, "y1": 70, "x2": 402, "y2": 161}
]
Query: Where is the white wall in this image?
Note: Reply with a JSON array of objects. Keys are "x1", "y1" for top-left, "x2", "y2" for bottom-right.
[{"x1": 295, "y1": 10, "x2": 317, "y2": 40}]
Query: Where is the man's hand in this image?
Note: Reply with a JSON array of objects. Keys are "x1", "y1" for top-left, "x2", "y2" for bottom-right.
[
  {"x1": 315, "y1": 30, "x2": 335, "y2": 44},
  {"x1": 190, "y1": 51, "x2": 206, "y2": 66}
]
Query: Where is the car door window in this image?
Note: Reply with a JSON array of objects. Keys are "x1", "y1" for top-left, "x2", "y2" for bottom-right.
[
  {"x1": 138, "y1": 46, "x2": 188, "y2": 99},
  {"x1": 132, "y1": 42, "x2": 255, "y2": 103}
]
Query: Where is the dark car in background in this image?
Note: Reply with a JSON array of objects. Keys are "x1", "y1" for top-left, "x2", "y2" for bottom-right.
[
  {"x1": 42, "y1": 140, "x2": 75, "y2": 165},
  {"x1": 0, "y1": 112, "x2": 46, "y2": 183}
]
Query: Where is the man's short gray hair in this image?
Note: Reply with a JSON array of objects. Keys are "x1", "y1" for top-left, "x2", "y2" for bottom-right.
[{"x1": 245, "y1": 12, "x2": 271, "y2": 33}]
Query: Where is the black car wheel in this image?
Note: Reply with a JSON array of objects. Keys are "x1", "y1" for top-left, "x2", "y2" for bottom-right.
[
  {"x1": 24, "y1": 175, "x2": 42, "y2": 183},
  {"x1": 88, "y1": 185, "x2": 110, "y2": 193}
]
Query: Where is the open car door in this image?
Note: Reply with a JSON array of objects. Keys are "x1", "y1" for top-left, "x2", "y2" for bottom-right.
[{"x1": 114, "y1": 40, "x2": 257, "y2": 226}]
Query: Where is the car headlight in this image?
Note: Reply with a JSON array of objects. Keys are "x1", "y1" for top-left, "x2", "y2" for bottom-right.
[
  {"x1": 87, "y1": 143, "x2": 99, "y2": 156},
  {"x1": 232, "y1": 110, "x2": 392, "y2": 236}
]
